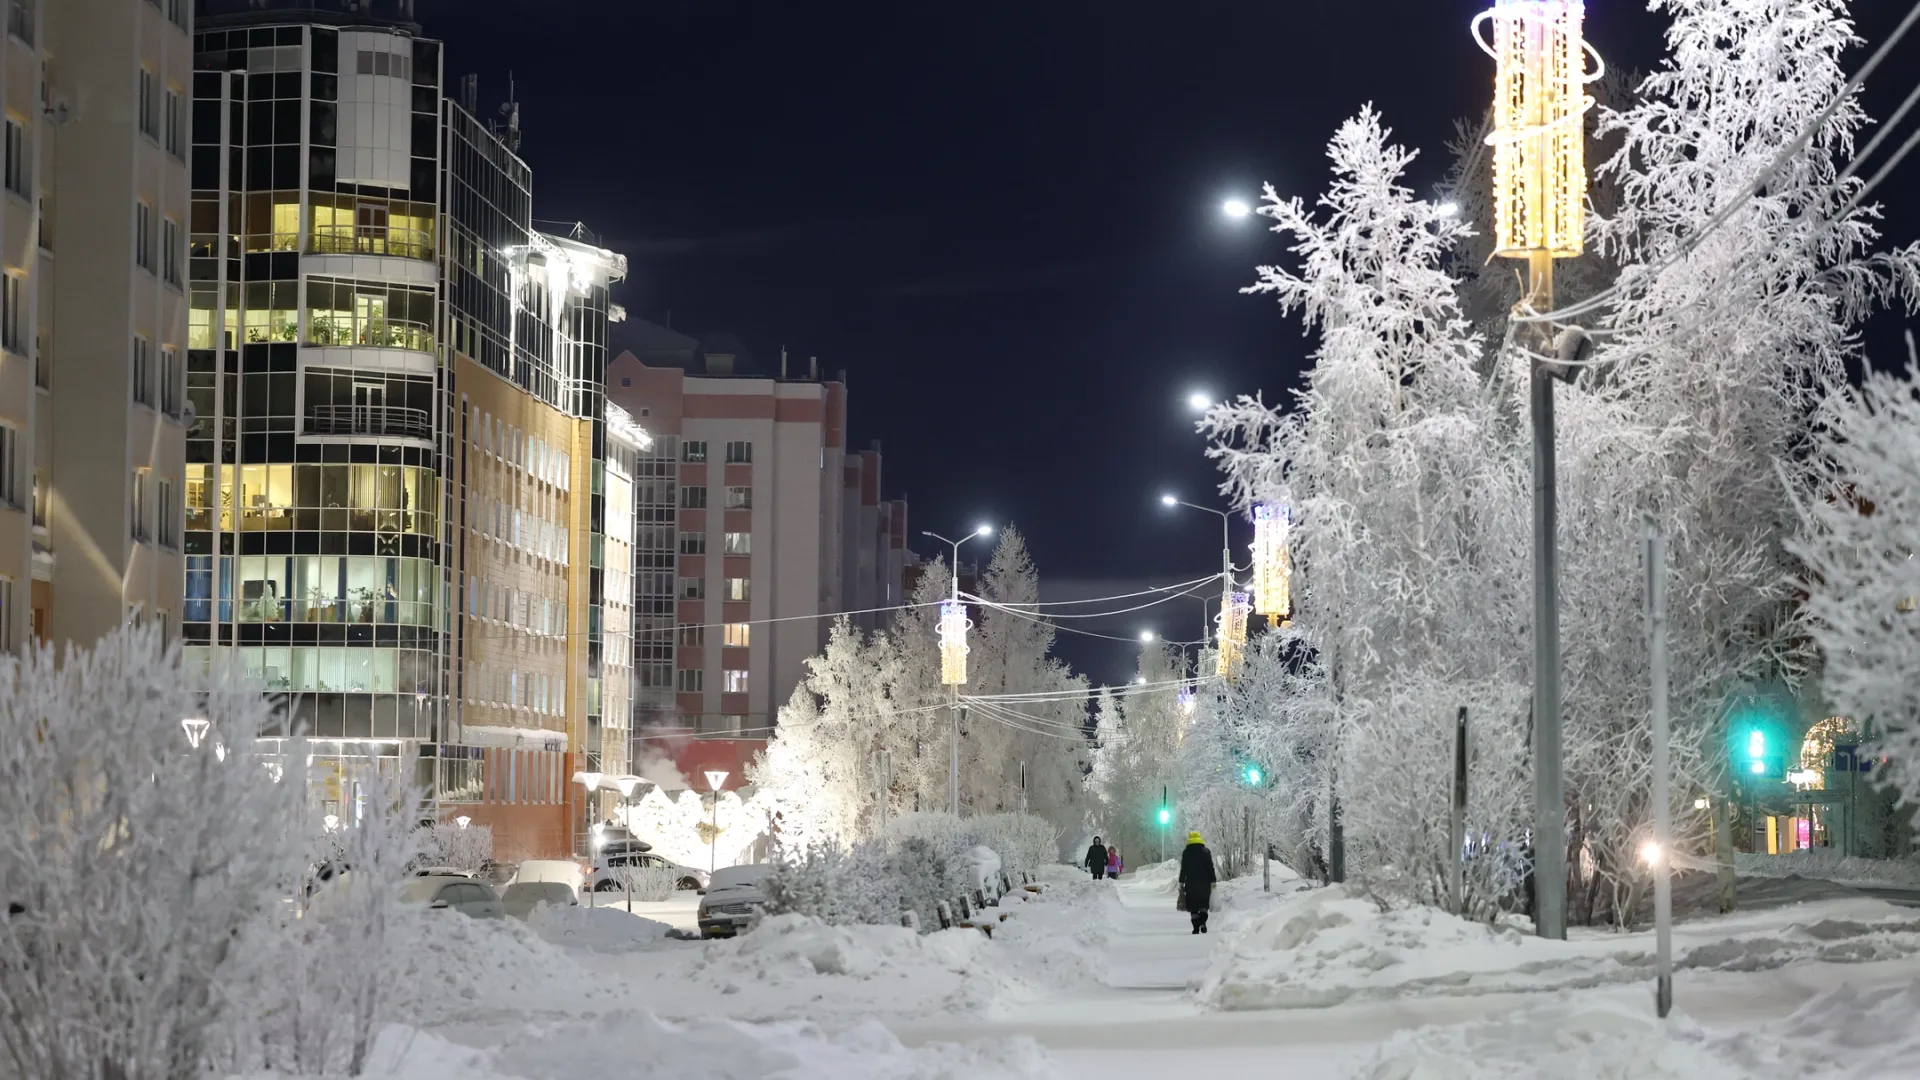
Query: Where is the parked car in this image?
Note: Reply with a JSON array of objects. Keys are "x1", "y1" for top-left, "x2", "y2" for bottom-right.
[
  {"x1": 399, "y1": 876, "x2": 504, "y2": 919},
  {"x1": 501, "y1": 881, "x2": 578, "y2": 920},
  {"x1": 512, "y1": 859, "x2": 588, "y2": 897},
  {"x1": 409, "y1": 865, "x2": 472, "y2": 878},
  {"x1": 588, "y1": 851, "x2": 709, "y2": 893},
  {"x1": 697, "y1": 864, "x2": 772, "y2": 938},
  {"x1": 476, "y1": 860, "x2": 517, "y2": 889}
]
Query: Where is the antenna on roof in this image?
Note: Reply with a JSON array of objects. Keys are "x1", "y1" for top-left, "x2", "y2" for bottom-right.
[{"x1": 497, "y1": 71, "x2": 522, "y2": 153}]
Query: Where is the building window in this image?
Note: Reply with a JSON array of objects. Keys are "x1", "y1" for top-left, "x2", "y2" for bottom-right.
[
  {"x1": 160, "y1": 347, "x2": 181, "y2": 417},
  {"x1": 723, "y1": 668, "x2": 749, "y2": 694},
  {"x1": 677, "y1": 530, "x2": 706, "y2": 555},
  {"x1": 161, "y1": 218, "x2": 181, "y2": 286},
  {"x1": 725, "y1": 486, "x2": 752, "y2": 510},
  {"x1": 680, "y1": 485, "x2": 707, "y2": 509},
  {"x1": 723, "y1": 622, "x2": 750, "y2": 648},
  {"x1": 163, "y1": 89, "x2": 183, "y2": 157},
  {"x1": 0, "y1": 576, "x2": 12, "y2": 652},
  {"x1": 723, "y1": 531, "x2": 752, "y2": 555},
  {"x1": 679, "y1": 576, "x2": 705, "y2": 600},
  {"x1": 167, "y1": 0, "x2": 186, "y2": 29},
  {"x1": 3, "y1": 118, "x2": 24, "y2": 197},
  {"x1": 0, "y1": 425, "x2": 18, "y2": 508},
  {"x1": 131, "y1": 336, "x2": 152, "y2": 406},
  {"x1": 683, "y1": 441, "x2": 707, "y2": 463},
  {"x1": 135, "y1": 201, "x2": 153, "y2": 270},
  {"x1": 675, "y1": 668, "x2": 704, "y2": 693},
  {"x1": 137, "y1": 66, "x2": 157, "y2": 138},
  {"x1": 30, "y1": 470, "x2": 45, "y2": 527},
  {"x1": 7, "y1": 0, "x2": 32, "y2": 47},
  {"x1": 677, "y1": 623, "x2": 705, "y2": 647},
  {"x1": 725, "y1": 440, "x2": 753, "y2": 464},
  {"x1": 724, "y1": 577, "x2": 750, "y2": 602},
  {"x1": 156, "y1": 477, "x2": 176, "y2": 549},
  {"x1": 0, "y1": 274, "x2": 20, "y2": 355},
  {"x1": 131, "y1": 470, "x2": 150, "y2": 541}
]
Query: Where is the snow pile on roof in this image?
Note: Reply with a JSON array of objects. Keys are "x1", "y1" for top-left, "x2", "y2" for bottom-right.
[
  {"x1": 1353, "y1": 995, "x2": 1750, "y2": 1080},
  {"x1": 254, "y1": 1013, "x2": 1059, "y2": 1080},
  {"x1": 528, "y1": 903, "x2": 675, "y2": 953},
  {"x1": 382, "y1": 909, "x2": 618, "y2": 1026},
  {"x1": 1735, "y1": 850, "x2": 1920, "y2": 889}
]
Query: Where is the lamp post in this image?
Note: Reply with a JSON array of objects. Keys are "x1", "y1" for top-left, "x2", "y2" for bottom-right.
[
  {"x1": 923, "y1": 524, "x2": 993, "y2": 817},
  {"x1": 705, "y1": 769, "x2": 730, "y2": 875},
  {"x1": 1472, "y1": 0, "x2": 1602, "y2": 941},
  {"x1": 1161, "y1": 494, "x2": 1240, "y2": 675}
]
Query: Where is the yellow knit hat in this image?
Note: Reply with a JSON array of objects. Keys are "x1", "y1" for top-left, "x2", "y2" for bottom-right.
[{"x1": 1188, "y1": 832, "x2": 1204, "y2": 845}]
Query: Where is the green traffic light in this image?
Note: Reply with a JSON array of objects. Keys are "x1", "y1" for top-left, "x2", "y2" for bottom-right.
[
  {"x1": 1746, "y1": 730, "x2": 1765, "y2": 757},
  {"x1": 1157, "y1": 807, "x2": 1171, "y2": 825},
  {"x1": 1246, "y1": 766, "x2": 1263, "y2": 786}
]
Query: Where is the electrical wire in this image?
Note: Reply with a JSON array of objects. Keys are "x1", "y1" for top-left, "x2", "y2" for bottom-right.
[{"x1": 967, "y1": 575, "x2": 1220, "y2": 612}]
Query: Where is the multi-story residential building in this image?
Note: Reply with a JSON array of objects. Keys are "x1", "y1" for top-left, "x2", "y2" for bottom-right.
[
  {"x1": 12, "y1": 0, "x2": 194, "y2": 655},
  {"x1": 605, "y1": 328, "x2": 907, "y2": 785},
  {"x1": 180, "y1": 0, "x2": 630, "y2": 860}
]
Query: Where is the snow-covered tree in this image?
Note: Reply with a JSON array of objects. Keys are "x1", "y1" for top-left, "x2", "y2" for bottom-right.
[
  {"x1": 0, "y1": 627, "x2": 305, "y2": 1079},
  {"x1": 1087, "y1": 646, "x2": 1189, "y2": 866},
  {"x1": 1792, "y1": 359, "x2": 1920, "y2": 807}
]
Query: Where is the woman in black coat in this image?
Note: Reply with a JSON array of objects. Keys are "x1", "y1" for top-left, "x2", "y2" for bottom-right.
[
  {"x1": 1085, "y1": 837, "x2": 1110, "y2": 880},
  {"x1": 1178, "y1": 832, "x2": 1217, "y2": 934}
]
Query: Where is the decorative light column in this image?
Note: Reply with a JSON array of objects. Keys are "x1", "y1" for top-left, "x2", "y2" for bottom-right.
[
  {"x1": 1216, "y1": 592, "x2": 1251, "y2": 678},
  {"x1": 1250, "y1": 503, "x2": 1292, "y2": 627},
  {"x1": 1472, "y1": 0, "x2": 1603, "y2": 941}
]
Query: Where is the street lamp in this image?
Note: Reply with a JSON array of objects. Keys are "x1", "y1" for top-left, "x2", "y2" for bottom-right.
[
  {"x1": 181, "y1": 717, "x2": 211, "y2": 749},
  {"x1": 1159, "y1": 494, "x2": 1234, "y2": 648},
  {"x1": 574, "y1": 771, "x2": 604, "y2": 867},
  {"x1": 1185, "y1": 392, "x2": 1211, "y2": 412},
  {"x1": 1221, "y1": 198, "x2": 1251, "y2": 219},
  {"x1": 454, "y1": 814, "x2": 471, "y2": 830},
  {"x1": 1139, "y1": 630, "x2": 1156, "y2": 643},
  {"x1": 922, "y1": 525, "x2": 996, "y2": 817},
  {"x1": 705, "y1": 769, "x2": 730, "y2": 875},
  {"x1": 1436, "y1": 201, "x2": 1460, "y2": 218}
]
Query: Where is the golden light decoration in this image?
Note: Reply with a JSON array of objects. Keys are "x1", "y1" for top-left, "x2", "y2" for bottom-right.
[
  {"x1": 938, "y1": 600, "x2": 971, "y2": 686},
  {"x1": 1216, "y1": 592, "x2": 1251, "y2": 678},
  {"x1": 1472, "y1": 0, "x2": 1604, "y2": 259},
  {"x1": 1251, "y1": 503, "x2": 1292, "y2": 620}
]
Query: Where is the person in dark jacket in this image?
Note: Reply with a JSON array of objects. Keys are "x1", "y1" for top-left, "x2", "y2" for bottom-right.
[
  {"x1": 1178, "y1": 831, "x2": 1217, "y2": 934},
  {"x1": 1085, "y1": 837, "x2": 1110, "y2": 880}
]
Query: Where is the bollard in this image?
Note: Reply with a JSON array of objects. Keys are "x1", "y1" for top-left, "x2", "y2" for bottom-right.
[
  {"x1": 936, "y1": 901, "x2": 952, "y2": 930},
  {"x1": 956, "y1": 895, "x2": 972, "y2": 921},
  {"x1": 974, "y1": 888, "x2": 987, "y2": 911},
  {"x1": 900, "y1": 909, "x2": 920, "y2": 932}
]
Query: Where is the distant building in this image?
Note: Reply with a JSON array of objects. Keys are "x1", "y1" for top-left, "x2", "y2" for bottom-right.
[{"x1": 604, "y1": 324, "x2": 907, "y2": 781}]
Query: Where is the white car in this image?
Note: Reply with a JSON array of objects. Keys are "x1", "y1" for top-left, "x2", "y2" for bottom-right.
[
  {"x1": 501, "y1": 881, "x2": 578, "y2": 920},
  {"x1": 588, "y1": 851, "x2": 709, "y2": 894},
  {"x1": 399, "y1": 875, "x2": 505, "y2": 919},
  {"x1": 697, "y1": 864, "x2": 772, "y2": 938}
]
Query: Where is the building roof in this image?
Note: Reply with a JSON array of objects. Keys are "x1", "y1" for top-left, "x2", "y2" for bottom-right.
[{"x1": 195, "y1": 0, "x2": 422, "y2": 31}]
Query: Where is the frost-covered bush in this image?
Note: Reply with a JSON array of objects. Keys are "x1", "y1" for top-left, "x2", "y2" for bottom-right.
[
  {"x1": 415, "y1": 821, "x2": 493, "y2": 873},
  {"x1": 601, "y1": 866, "x2": 678, "y2": 903},
  {"x1": 761, "y1": 841, "x2": 903, "y2": 926},
  {"x1": 882, "y1": 811, "x2": 1056, "y2": 880},
  {"x1": 0, "y1": 628, "x2": 305, "y2": 1080}
]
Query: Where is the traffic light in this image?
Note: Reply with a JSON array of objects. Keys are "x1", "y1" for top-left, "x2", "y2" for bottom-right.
[
  {"x1": 1157, "y1": 806, "x2": 1171, "y2": 825},
  {"x1": 1244, "y1": 764, "x2": 1263, "y2": 786},
  {"x1": 1729, "y1": 701, "x2": 1787, "y2": 779}
]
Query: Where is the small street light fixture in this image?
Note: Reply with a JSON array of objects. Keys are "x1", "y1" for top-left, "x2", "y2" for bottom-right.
[
  {"x1": 181, "y1": 717, "x2": 210, "y2": 749},
  {"x1": 1185, "y1": 392, "x2": 1211, "y2": 412},
  {"x1": 455, "y1": 814, "x2": 471, "y2": 830},
  {"x1": 1139, "y1": 630, "x2": 1156, "y2": 643},
  {"x1": 1221, "y1": 198, "x2": 1251, "y2": 219}
]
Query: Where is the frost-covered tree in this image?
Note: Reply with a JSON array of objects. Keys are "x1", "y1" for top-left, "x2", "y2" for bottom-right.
[
  {"x1": 1087, "y1": 646, "x2": 1188, "y2": 866},
  {"x1": 1792, "y1": 359, "x2": 1920, "y2": 807},
  {"x1": 1202, "y1": 107, "x2": 1535, "y2": 907},
  {"x1": 0, "y1": 627, "x2": 304, "y2": 1080}
]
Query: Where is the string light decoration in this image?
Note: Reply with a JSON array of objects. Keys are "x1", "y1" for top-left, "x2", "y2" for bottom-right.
[
  {"x1": 938, "y1": 600, "x2": 971, "y2": 686},
  {"x1": 1215, "y1": 592, "x2": 1251, "y2": 677},
  {"x1": 1251, "y1": 503, "x2": 1292, "y2": 621},
  {"x1": 1472, "y1": 0, "x2": 1604, "y2": 260}
]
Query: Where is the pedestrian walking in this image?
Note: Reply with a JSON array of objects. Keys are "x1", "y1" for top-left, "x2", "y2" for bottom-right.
[
  {"x1": 1178, "y1": 831, "x2": 1217, "y2": 934},
  {"x1": 1085, "y1": 836, "x2": 1110, "y2": 881},
  {"x1": 1106, "y1": 845, "x2": 1124, "y2": 879}
]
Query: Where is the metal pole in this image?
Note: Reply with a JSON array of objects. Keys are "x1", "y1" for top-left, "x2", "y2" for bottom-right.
[
  {"x1": 1529, "y1": 254, "x2": 1566, "y2": 940},
  {"x1": 1647, "y1": 525, "x2": 1673, "y2": 1017},
  {"x1": 710, "y1": 790, "x2": 719, "y2": 875},
  {"x1": 1450, "y1": 706, "x2": 1468, "y2": 915},
  {"x1": 1328, "y1": 768, "x2": 1345, "y2": 883},
  {"x1": 950, "y1": 684, "x2": 961, "y2": 816},
  {"x1": 1160, "y1": 785, "x2": 1167, "y2": 864}
]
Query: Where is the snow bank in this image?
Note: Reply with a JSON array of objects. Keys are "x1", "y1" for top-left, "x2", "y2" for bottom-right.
[
  {"x1": 528, "y1": 903, "x2": 674, "y2": 953},
  {"x1": 989, "y1": 877, "x2": 1112, "y2": 992},
  {"x1": 1198, "y1": 883, "x2": 1920, "y2": 1010},
  {"x1": 237, "y1": 1013, "x2": 1059, "y2": 1080},
  {"x1": 1736, "y1": 850, "x2": 1920, "y2": 889},
  {"x1": 382, "y1": 909, "x2": 617, "y2": 1025},
  {"x1": 1354, "y1": 996, "x2": 1748, "y2": 1080}
]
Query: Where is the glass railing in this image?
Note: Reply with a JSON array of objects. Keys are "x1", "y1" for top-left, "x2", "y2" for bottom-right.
[
  {"x1": 305, "y1": 404, "x2": 433, "y2": 441},
  {"x1": 309, "y1": 225, "x2": 434, "y2": 261},
  {"x1": 305, "y1": 316, "x2": 434, "y2": 352}
]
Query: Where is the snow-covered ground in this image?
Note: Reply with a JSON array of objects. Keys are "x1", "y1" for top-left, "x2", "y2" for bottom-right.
[{"x1": 283, "y1": 864, "x2": 1920, "y2": 1078}]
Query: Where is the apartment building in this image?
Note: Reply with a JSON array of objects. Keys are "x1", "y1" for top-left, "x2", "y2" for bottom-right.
[
  {"x1": 605, "y1": 330, "x2": 908, "y2": 783},
  {"x1": 181, "y1": 0, "x2": 630, "y2": 860},
  {"x1": 6, "y1": 0, "x2": 194, "y2": 654}
]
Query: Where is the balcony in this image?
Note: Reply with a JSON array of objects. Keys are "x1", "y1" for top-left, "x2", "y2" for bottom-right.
[
  {"x1": 306, "y1": 404, "x2": 432, "y2": 441},
  {"x1": 8, "y1": 0, "x2": 33, "y2": 46},
  {"x1": 306, "y1": 316, "x2": 434, "y2": 353},
  {"x1": 309, "y1": 224, "x2": 434, "y2": 262}
]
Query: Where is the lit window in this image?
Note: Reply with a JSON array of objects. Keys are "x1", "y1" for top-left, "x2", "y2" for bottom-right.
[
  {"x1": 723, "y1": 531, "x2": 752, "y2": 555},
  {"x1": 723, "y1": 623, "x2": 749, "y2": 648},
  {"x1": 725, "y1": 486, "x2": 751, "y2": 510},
  {"x1": 723, "y1": 668, "x2": 748, "y2": 693},
  {"x1": 724, "y1": 577, "x2": 749, "y2": 601}
]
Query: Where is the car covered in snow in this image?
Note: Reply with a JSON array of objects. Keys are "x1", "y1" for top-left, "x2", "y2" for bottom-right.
[
  {"x1": 588, "y1": 843, "x2": 709, "y2": 893},
  {"x1": 398, "y1": 876, "x2": 505, "y2": 919},
  {"x1": 697, "y1": 864, "x2": 772, "y2": 938},
  {"x1": 501, "y1": 880, "x2": 579, "y2": 920}
]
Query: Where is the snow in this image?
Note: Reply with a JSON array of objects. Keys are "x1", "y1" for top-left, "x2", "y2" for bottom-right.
[
  {"x1": 1735, "y1": 851, "x2": 1920, "y2": 890},
  {"x1": 527, "y1": 903, "x2": 674, "y2": 952}
]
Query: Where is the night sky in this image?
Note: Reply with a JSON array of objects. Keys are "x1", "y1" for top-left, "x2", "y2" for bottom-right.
[{"x1": 428, "y1": 1, "x2": 1920, "y2": 685}]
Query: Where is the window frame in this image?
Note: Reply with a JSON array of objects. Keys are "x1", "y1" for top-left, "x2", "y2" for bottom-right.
[
  {"x1": 724, "y1": 577, "x2": 750, "y2": 602},
  {"x1": 675, "y1": 667, "x2": 704, "y2": 693},
  {"x1": 2, "y1": 116, "x2": 25, "y2": 197},
  {"x1": 722, "y1": 622, "x2": 750, "y2": 648},
  {"x1": 725, "y1": 440, "x2": 752, "y2": 464},
  {"x1": 723, "y1": 531, "x2": 752, "y2": 555},
  {"x1": 724, "y1": 485, "x2": 752, "y2": 510},
  {"x1": 682, "y1": 440, "x2": 707, "y2": 463}
]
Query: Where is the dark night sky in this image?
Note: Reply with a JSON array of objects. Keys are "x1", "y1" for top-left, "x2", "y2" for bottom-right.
[{"x1": 425, "y1": 1, "x2": 1920, "y2": 685}]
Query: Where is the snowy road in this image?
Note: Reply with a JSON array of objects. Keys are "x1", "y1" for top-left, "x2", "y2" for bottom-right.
[{"x1": 891, "y1": 872, "x2": 1920, "y2": 1079}]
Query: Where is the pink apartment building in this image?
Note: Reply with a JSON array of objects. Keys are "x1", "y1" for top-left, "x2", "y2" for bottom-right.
[{"x1": 604, "y1": 329, "x2": 906, "y2": 778}]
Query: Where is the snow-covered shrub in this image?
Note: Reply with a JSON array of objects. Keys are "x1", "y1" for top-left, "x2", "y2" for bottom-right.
[
  {"x1": 760, "y1": 841, "x2": 903, "y2": 927},
  {"x1": 601, "y1": 866, "x2": 678, "y2": 903},
  {"x1": 882, "y1": 811, "x2": 1055, "y2": 881},
  {"x1": 414, "y1": 821, "x2": 493, "y2": 873},
  {"x1": 0, "y1": 627, "x2": 305, "y2": 1080}
]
